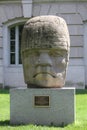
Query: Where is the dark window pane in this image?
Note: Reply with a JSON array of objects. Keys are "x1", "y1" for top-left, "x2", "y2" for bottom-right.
[
  {"x1": 10, "y1": 27, "x2": 15, "y2": 64},
  {"x1": 10, "y1": 53, "x2": 15, "y2": 64},
  {"x1": 10, "y1": 27, "x2": 15, "y2": 39},
  {"x1": 19, "y1": 53, "x2": 22, "y2": 64},
  {"x1": 19, "y1": 25, "x2": 24, "y2": 41},
  {"x1": 19, "y1": 25, "x2": 24, "y2": 64},
  {"x1": 10, "y1": 41, "x2": 15, "y2": 52},
  {"x1": 19, "y1": 49, "x2": 22, "y2": 64}
]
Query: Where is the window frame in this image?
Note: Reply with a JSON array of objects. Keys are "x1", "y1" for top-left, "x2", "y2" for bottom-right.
[
  {"x1": 3, "y1": 19, "x2": 28, "y2": 67},
  {"x1": 9, "y1": 25, "x2": 24, "y2": 65}
]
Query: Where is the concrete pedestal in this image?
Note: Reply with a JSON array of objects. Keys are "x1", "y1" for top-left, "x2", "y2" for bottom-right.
[{"x1": 10, "y1": 88, "x2": 75, "y2": 126}]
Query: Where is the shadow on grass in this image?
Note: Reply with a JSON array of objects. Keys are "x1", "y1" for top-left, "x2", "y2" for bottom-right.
[
  {"x1": 0, "y1": 120, "x2": 10, "y2": 126},
  {"x1": 0, "y1": 88, "x2": 9, "y2": 94},
  {"x1": 76, "y1": 89, "x2": 87, "y2": 95},
  {"x1": 0, "y1": 120, "x2": 25, "y2": 127},
  {"x1": 0, "y1": 120, "x2": 66, "y2": 128}
]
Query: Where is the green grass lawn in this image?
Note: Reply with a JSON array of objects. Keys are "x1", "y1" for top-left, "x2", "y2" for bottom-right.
[{"x1": 0, "y1": 89, "x2": 87, "y2": 130}]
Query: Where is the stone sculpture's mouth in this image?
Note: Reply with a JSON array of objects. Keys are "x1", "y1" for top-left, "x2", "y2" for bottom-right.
[{"x1": 33, "y1": 72, "x2": 57, "y2": 78}]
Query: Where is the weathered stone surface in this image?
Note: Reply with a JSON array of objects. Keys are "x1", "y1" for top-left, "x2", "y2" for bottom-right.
[
  {"x1": 33, "y1": 4, "x2": 41, "y2": 16},
  {"x1": 59, "y1": 3, "x2": 76, "y2": 13},
  {"x1": 22, "y1": 0, "x2": 32, "y2": 17},
  {"x1": 10, "y1": 88, "x2": 75, "y2": 125},
  {"x1": 0, "y1": 6, "x2": 7, "y2": 24},
  {"x1": 4, "y1": 67, "x2": 26, "y2": 88},
  {"x1": 48, "y1": 4, "x2": 59, "y2": 15},
  {"x1": 0, "y1": 4, "x2": 22, "y2": 24},
  {"x1": 59, "y1": 13, "x2": 83, "y2": 25},
  {"x1": 0, "y1": 48, "x2": 3, "y2": 59},
  {"x1": 77, "y1": 3, "x2": 87, "y2": 21},
  {"x1": 0, "y1": 66, "x2": 3, "y2": 84},
  {"x1": 0, "y1": 38, "x2": 3, "y2": 48},
  {"x1": 40, "y1": 4, "x2": 50, "y2": 15},
  {"x1": 8, "y1": 4, "x2": 22, "y2": 18},
  {"x1": 68, "y1": 25, "x2": 83, "y2": 35},
  {"x1": 0, "y1": 27, "x2": 3, "y2": 37},
  {"x1": 66, "y1": 66, "x2": 85, "y2": 89},
  {"x1": 70, "y1": 47, "x2": 83, "y2": 58},
  {"x1": 21, "y1": 15, "x2": 70, "y2": 88},
  {"x1": 84, "y1": 66, "x2": 87, "y2": 85},
  {"x1": 70, "y1": 36, "x2": 83, "y2": 47},
  {"x1": 69, "y1": 59, "x2": 84, "y2": 66},
  {"x1": 0, "y1": 59, "x2": 3, "y2": 66}
]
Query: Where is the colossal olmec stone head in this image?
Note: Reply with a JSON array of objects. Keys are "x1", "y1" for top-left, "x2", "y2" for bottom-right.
[{"x1": 21, "y1": 15, "x2": 70, "y2": 88}]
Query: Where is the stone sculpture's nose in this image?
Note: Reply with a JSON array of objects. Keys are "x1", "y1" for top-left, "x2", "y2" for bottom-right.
[{"x1": 36, "y1": 52, "x2": 52, "y2": 67}]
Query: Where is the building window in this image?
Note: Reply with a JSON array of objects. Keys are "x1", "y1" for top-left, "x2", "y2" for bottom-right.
[{"x1": 9, "y1": 24, "x2": 24, "y2": 65}]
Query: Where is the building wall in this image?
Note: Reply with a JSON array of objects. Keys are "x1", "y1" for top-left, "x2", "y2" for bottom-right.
[
  {"x1": 0, "y1": 0, "x2": 87, "y2": 88},
  {"x1": 0, "y1": 25, "x2": 3, "y2": 87},
  {"x1": 0, "y1": 1, "x2": 25, "y2": 88}
]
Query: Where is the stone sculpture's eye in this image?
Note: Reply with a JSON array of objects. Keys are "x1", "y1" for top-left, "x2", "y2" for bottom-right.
[
  {"x1": 49, "y1": 50, "x2": 63, "y2": 57},
  {"x1": 33, "y1": 51, "x2": 40, "y2": 56},
  {"x1": 28, "y1": 50, "x2": 40, "y2": 57}
]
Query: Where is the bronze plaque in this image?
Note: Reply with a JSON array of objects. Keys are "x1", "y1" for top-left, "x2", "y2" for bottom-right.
[{"x1": 34, "y1": 96, "x2": 50, "y2": 107}]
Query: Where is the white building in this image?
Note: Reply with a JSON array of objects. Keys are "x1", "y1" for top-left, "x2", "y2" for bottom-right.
[{"x1": 0, "y1": 0, "x2": 87, "y2": 88}]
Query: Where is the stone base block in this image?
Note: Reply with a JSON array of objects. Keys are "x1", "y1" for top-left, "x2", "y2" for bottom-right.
[{"x1": 10, "y1": 88, "x2": 75, "y2": 126}]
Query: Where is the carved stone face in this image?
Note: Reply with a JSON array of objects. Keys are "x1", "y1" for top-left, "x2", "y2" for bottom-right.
[{"x1": 21, "y1": 16, "x2": 70, "y2": 88}]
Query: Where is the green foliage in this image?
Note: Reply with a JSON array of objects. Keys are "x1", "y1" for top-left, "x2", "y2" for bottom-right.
[{"x1": 0, "y1": 89, "x2": 87, "y2": 130}]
